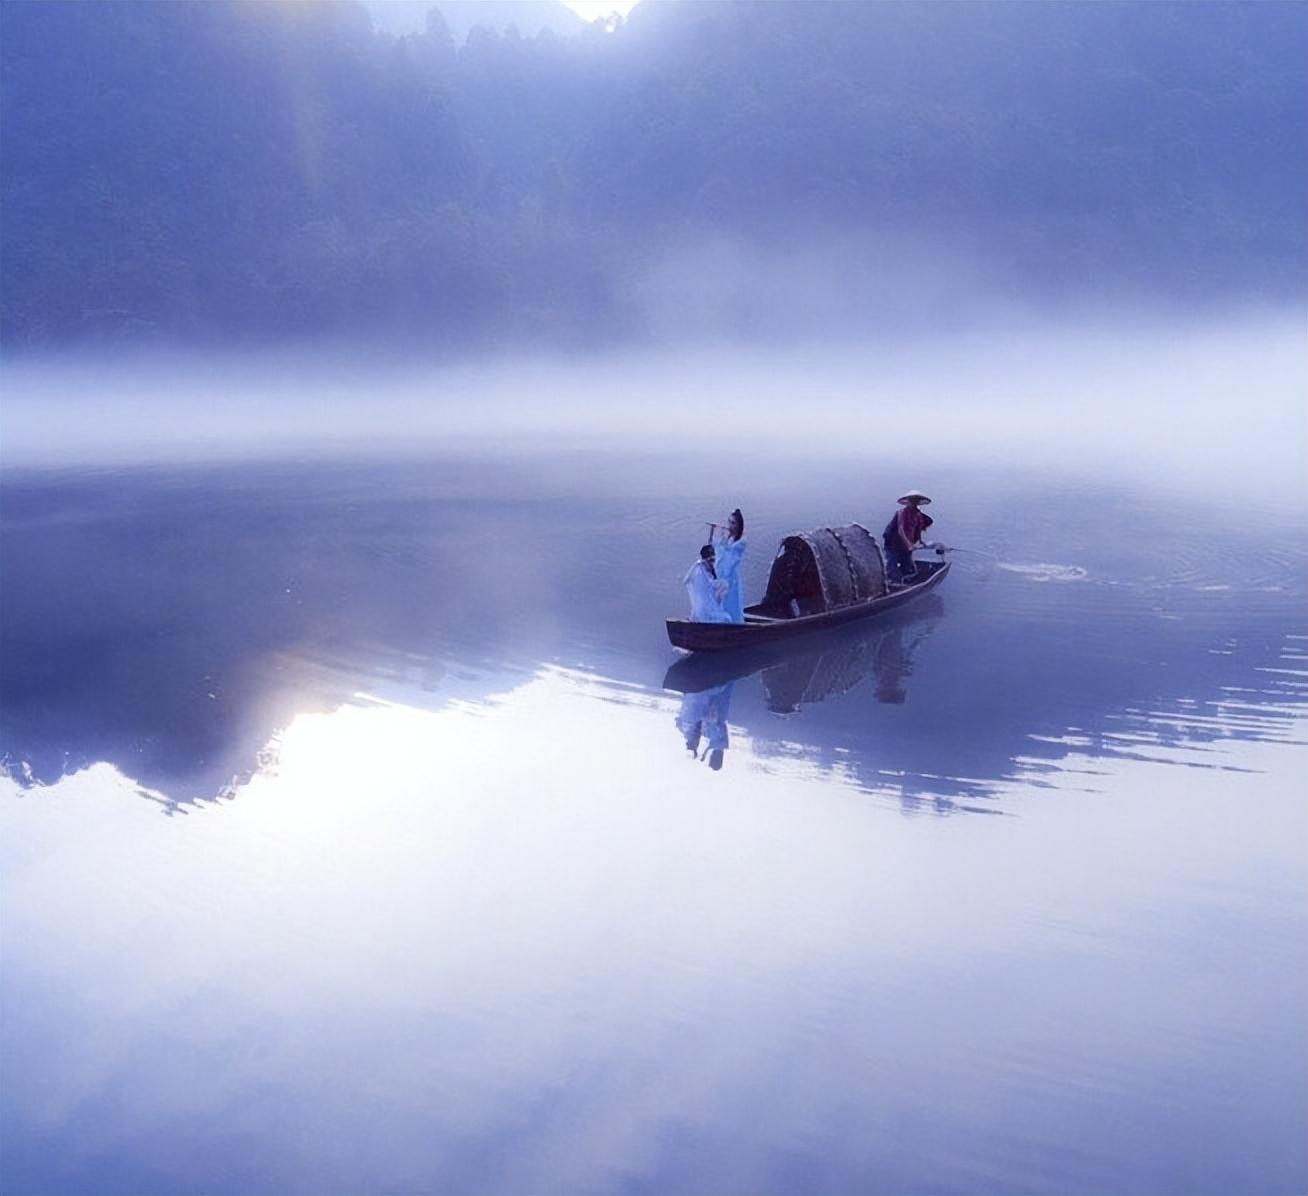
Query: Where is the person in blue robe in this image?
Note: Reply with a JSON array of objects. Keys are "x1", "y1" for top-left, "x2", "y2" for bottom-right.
[{"x1": 712, "y1": 509, "x2": 748, "y2": 624}]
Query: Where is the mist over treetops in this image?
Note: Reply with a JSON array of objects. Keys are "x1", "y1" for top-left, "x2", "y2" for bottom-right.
[{"x1": 2, "y1": 0, "x2": 1304, "y2": 352}]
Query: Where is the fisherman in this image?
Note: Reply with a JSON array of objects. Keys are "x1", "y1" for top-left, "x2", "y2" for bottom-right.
[
  {"x1": 883, "y1": 489, "x2": 934, "y2": 584},
  {"x1": 712, "y1": 508, "x2": 748, "y2": 624},
  {"x1": 684, "y1": 544, "x2": 732, "y2": 623}
]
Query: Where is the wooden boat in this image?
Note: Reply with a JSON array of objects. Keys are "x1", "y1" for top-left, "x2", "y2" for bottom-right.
[
  {"x1": 664, "y1": 593, "x2": 945, "y2": 693},
  {"x1": 667, "y1": 523, "x2": 950, "y2": 653}
]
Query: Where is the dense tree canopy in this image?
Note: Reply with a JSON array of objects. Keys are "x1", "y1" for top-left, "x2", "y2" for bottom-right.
[{"x1": 1, "y1": 0, "x2": 1303, "y2": 350}]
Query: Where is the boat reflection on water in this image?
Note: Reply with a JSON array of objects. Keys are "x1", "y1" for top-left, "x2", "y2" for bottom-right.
[
  {"x1": 664, "y1": 596, "x2": 941, "y2": 704},
  {"x1": 761, "y1": 604, "x2": 939, "y2": 713},
  {"x1": 664, "y1": 598, "x2": 943, "y2": 774}
]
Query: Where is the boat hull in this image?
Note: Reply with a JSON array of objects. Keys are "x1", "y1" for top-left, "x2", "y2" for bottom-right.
[{"x1": 666, "y1": 558, "x2": 950, "y2": 652}]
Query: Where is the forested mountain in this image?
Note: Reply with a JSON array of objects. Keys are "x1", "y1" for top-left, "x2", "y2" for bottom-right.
[
  {"x1": 362, "y1": 1, "x2": 587, "y2": 42},
  {"x1": 1, "y1": 0, "x2": 1303, "y2": 351}
]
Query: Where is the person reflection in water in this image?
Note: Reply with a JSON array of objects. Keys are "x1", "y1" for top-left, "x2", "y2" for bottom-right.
[
  {"x1": 712, "y1": 508, "x2": 748, "y2": 624},
  {"x1": 873, "y1": 628, "x2": 910, "y2": 703},
  {"x1": 685, "y1": 544, "x2": 731, "y2": 623},
  {"x1": 675, "y1": 681, "x2": 734, "y2": 770}
]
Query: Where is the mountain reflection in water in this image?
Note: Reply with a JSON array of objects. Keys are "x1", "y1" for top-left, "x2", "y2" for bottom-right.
[{"x1": 1, "y1": 458, "x2": 1304, "y2": 811}]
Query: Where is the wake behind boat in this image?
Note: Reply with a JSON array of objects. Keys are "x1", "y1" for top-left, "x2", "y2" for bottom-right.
[{"x1": 667, "y1": 523, "x2": 950, "y2": 653}]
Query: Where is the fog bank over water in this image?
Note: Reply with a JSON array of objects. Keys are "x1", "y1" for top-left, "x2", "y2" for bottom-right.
[{"x1": 4, "y1": 313, "x2": 1304, "y2": 502}]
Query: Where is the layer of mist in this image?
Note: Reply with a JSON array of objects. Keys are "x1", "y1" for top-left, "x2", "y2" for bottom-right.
[{"x1": 4, "y1": 313, "x2": 1303, "y2": 507}]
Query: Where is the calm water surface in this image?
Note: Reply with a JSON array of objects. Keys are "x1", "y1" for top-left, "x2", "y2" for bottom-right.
[{"x1": 2, "y1": 451, "x2": 1305, "y2": 1194}]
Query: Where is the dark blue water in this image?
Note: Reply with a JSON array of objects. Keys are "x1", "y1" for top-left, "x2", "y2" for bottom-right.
[{"x1": 2, "y1": 452, "x2": 1305, "y2": 1194}]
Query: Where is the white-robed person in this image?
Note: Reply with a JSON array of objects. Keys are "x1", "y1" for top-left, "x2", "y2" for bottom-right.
[
  {"x1": 685, "y1": 544, "x2": 731, "y2": 623},
  {"x1": 713, "y1": 508, "x2": 748, "y2": 625}
]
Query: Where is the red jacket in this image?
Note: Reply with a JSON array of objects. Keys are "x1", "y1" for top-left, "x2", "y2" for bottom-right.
[{"x1": 896, "y1": 505, "x2": 932, "y2": 548}]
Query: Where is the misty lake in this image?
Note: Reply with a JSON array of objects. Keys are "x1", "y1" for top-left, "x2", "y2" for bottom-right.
[
  {"x1": 2, "y1": 435, "x2": 1304, "y2": 1195},
  {"x1": 4, "y1": 0, "x2": 1307, "y2": 1185}
]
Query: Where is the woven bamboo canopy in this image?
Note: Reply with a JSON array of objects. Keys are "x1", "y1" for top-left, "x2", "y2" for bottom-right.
[{"x1": 762, "y1": 524, "x2": 887, "y2": 616}]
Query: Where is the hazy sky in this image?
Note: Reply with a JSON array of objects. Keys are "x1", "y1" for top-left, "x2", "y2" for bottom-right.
[
  {"x1": 363, "y1": 0, "x2": 640, "y2": 38},
  {"x1": 561, "y1": 0, "x2": 638, "y2": 20}
]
